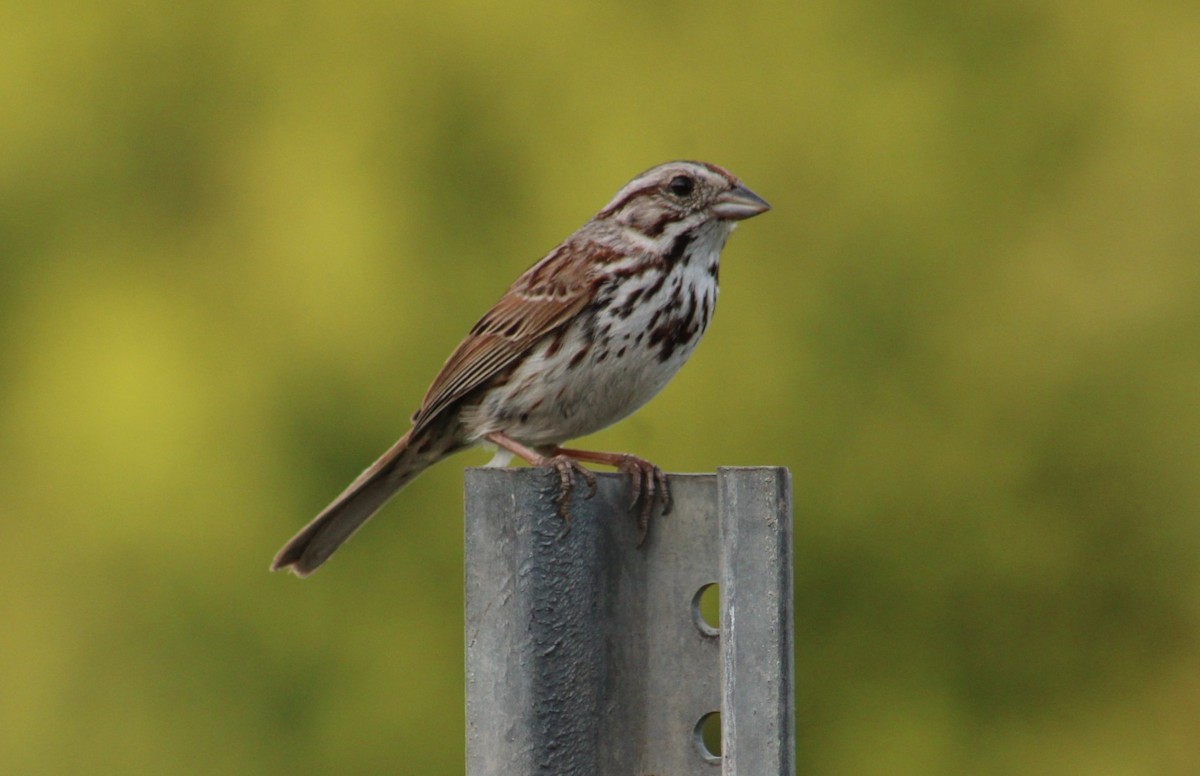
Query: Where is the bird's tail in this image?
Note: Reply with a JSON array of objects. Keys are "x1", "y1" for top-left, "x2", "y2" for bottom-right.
[{"x1": 271, "y1": 425, "x2": 459, "y2": 577}]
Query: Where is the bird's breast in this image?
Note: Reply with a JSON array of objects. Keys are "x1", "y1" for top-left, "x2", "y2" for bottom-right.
[{"x1": 463, "y1": 253, "x2": 719, "y2": 446}]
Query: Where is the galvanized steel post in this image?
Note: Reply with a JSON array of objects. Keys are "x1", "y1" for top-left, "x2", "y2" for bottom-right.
[{"x1": 465, "y1": 467, "x2": 793, "y2": 776}]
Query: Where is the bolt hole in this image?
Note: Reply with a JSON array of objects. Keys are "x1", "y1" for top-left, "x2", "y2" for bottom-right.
[
  {"x1": 694, "y1": 710, "x2": 722, "y2": 762},
  {"x1": 691, "y1": 582, "x2": 720, "y2": 636}
]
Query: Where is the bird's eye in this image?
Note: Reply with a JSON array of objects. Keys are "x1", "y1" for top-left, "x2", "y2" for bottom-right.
[{"x1": 668, "y1": 175, "x2": 695, "y2": 197}]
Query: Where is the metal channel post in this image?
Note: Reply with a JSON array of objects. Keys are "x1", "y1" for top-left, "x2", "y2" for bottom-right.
[
  {"x1": 464, "y1": 467, "x2": 793, "y2": 776},
  {"x1": 719, "y1": 467, "x2": 795, "y2": 776}
]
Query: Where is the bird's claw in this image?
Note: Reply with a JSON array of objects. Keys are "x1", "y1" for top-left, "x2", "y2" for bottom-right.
[
  {"x1": 544, "y1": 455, "x2": 598, "y2": 524},
  {"x1": 538, "y1": 451, "x2": 668, "y2": 546},
  {"x1": 613, "y1": 455, "x2": 671, "y2": 545}
]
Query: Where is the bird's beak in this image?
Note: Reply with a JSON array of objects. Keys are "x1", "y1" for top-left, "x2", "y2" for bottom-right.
[{"x1": 712, "y1": 184, "x2": 771, "y2": 221}]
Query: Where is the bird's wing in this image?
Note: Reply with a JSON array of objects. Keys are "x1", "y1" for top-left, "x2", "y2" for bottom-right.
[{"x1": 410, "y1": 243, "x2": 598, "y2": 434}]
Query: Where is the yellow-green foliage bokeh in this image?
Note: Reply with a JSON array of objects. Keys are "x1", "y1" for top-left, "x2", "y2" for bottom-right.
[{"x1": 2, "y1": 0, "x2": 1198, "y2": 773}]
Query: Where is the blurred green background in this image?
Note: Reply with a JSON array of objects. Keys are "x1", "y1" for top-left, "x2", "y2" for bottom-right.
[{"x1": 2, "y1": 0, "x2": 1199, "y2": 773}]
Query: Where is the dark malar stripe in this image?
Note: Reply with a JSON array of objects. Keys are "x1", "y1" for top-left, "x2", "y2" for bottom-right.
[
  {"x1": 643, "y1": 213, "x2": 683, "y2": 238},
  {"x1": 664, "y1": 233, "x2": 693, "y2": 268}
]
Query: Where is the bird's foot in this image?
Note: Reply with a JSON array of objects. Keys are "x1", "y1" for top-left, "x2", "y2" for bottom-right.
[
  {"x1": 483, "y1": 432, "x2": 598, "y2": 525},
  {"x1": 611, "y1": 454, "x2": 671, "y2": 545},
  {"x1": 553, "y1": 447, "x2": 671, "y2": 545},
  {"x1": 483, "y1": 433, "x2": 669, "y2": 543},
  {"x1": 540, "y1": 454, "x2": 598, "y2": 523}
]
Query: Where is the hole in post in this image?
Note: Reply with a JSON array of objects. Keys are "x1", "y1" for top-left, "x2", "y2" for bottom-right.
[
  {"x1": 694, "y1": 711, "x2": 722, "y2": 762},
  {"x1": 691, "y1": 583, "x2": 720, "y2": 636}
]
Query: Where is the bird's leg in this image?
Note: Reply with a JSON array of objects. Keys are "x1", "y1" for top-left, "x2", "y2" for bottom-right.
[
  {"x1": 484, "y1": 432, "x2": 597, "y2": 522},
  {"x1": 551, "y1": 446, "x2": 671, "y2": 545}
]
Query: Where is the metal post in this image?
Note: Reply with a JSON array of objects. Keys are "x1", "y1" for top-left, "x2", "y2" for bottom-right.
[
  {"x1": 464, "y1": 467, "x2": 793, "y2": 776},
  {"x1": 719, "y1": 467, "x2": 795, "y2": 776}
]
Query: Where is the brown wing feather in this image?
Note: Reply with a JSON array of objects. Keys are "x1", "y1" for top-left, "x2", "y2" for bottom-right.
[{"x1": 410, "y1": 243, "x2": 598, "y2": 433}]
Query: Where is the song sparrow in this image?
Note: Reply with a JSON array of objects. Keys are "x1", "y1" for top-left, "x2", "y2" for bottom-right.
[{"x1": 272, "y1": 161, "x2": 770, "y2": 576}]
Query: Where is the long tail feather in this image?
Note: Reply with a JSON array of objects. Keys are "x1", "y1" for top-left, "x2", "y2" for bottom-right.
[{"x1": 272, "y1": 427, "x2": 456, "y2": 577}]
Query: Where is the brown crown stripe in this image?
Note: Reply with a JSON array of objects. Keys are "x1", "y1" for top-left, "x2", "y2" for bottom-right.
[{"x1": 597, "y1": 184, "x2": 660, "y2": 219}]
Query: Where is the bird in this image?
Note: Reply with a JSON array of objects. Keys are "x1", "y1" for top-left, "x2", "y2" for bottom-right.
[{"x1": 272, "y1": 160, "x2": 770, "y2": 576}]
